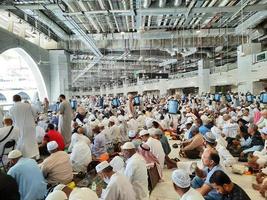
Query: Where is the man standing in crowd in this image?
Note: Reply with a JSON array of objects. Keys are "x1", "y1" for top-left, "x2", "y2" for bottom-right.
[
  {"x1": 58, "y1": 94, "x2": 72, "y2": 146},
  {"x1": 9, "y1": 95, "x2": 39, "y2": 158}
]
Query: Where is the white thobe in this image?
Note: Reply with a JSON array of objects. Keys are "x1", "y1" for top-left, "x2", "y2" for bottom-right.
[
  {"x1": 9, "y1": 102, "x2": 39, "y2": 158},
  {"x1": 0, "y1": 125, "x2": 20, "y2": 155},
  {"x1": 109, "y1": 125, "x2": 121, "y2": 143},
  {"x1": 0, "y1": 108, "x2": 4, "y2": 128},
  {"x1": 146, "y1": 137, "x2": 165, "y2": 170},
  {"x1": 222, "y1": 123, "x2": 238, "y2": 138},
  {"x1": 136, "y1": 115, "x2": 146, "y2": 129},
  {"x1": 100, "y1": 173, "x2": 136, "y2": 200},
  {"x1": 35, "y1": 125, "x2": 46, "y2": 144},
  {"x1": 68, "y1": 133, "x2": 90, "y2": 152},
  {"x1": 127, "y1": 119, "x2": 139, "y2": 133},
  {"x1": 124, "y1": 153, "x2": 149, "y2": 200},
  {"x1": 118, "y1": 122, "x2": 128, "y2": 142},
  {"x1": 92, "y1": 132, "x2": 106, "y2": 158},
  {"x1": 180, "y1": 188, "x2": 205, "y2": 200},
  {"x1": 70, "y1": 141, "x2": 92, "y2": 172}
]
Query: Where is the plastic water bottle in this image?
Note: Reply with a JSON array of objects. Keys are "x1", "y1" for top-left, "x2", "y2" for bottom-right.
[{"x1": 91, "y1": 181, "x2": 96, "y2": 191}]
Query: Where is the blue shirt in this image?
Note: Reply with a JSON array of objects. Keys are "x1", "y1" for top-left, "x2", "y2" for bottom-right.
[
  {"x1": 199, "y1": 125, "x2": 210, "y2": 136},
  {"x1": 8, "y1": 158, "x2": 47, "y2": 200},
  {"x1": 204, "y1": 165, "x2": 224, "y2": 200}
]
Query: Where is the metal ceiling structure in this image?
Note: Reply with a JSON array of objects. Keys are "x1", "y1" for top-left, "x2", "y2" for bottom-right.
[{"x1": 1, "y1": 0, "x2": 267, "y2": 91}]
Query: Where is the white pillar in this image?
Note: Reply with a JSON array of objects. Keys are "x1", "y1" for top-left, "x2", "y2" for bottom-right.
[
  {"x1": 198, "y1": 59, "x2": 210, "y2": 95},
  {"x1": 49, "y1": 50, "x2": 70, "y2": 102},
  {"x1": 237, "y1": 43, "x2": 261, "y2": 94}
]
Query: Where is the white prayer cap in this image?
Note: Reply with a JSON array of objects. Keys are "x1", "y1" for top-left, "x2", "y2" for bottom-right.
[
  {"x1": 88, "y1": 114, "x2": 96, "y2": 121},
  {"x1": 201, "y1": 115, "x2": 211, "y2": 125},
  {"x1": 139, "y1": 129, "x2": 149, "y2": 137},
  {"x1": 53, "y1": 184, "x2": 66, "y2": 191},
  {"x1": 109, "y1": 116, "x2": 116, "y2": 123},
  {"x1": 204, "y1": 132, "x2": 216, "y2": 144},
  {"x1": 138, "y1": 111, "x2": 142, "y2": 115},
  {"x1": 261, "y1": 127, "x2": 267, "y2": 135},
  {"x1": 8, "y1": 149, "x2": 22, "y2": 159},
  {"x1": 83, "y1": 118, "x2": 88, "y2": 123},
  {"x1": 39, "y1": 114, "x2": 47, "y2": 120},
  {"x1": 172, "y1": 169, "x2": 191, "y2": 188},
  {"x1": 96, "y1": 161, "x2": 110, "y2": 173},
  {"x1": 69, "y1": 188, "x2": 98, "y2": 200},
  {"x1": 262, "y1": 167, "x2": 267, "y2": 175},
  {"x1": 124, "y1": 115, "x2": 129, "y2": 121},
  {"x1": 90, "y1": 121, "x2": 99, "y2": 129},
  {"x1": 185, "y1": 117, "x2": 193, "y2": 124},
  {"x1": 231, "y1": 116, "x2": 238, "y2": 122},
  {"x1": 121, "y1": 142, "x2": 135, "y2": 150},
  {"x1": 129, "y1": 114, "x2": 133, "y2": 118},
  {"x1": 250, "y1": 104, "x2": 255, "y2": 108},
  {"x1": 155, "y1": 129, "x2": 163, "y2": 136},
  {"x1": 117, "y1": 110, "x2": 121, "y2": 114},
  {"x1": 118, "y1": 115, "x2": 124, "y2": 122},
  {"x1": 145, "y1": 118, "x2": 153, "y2": 128},
  {"x1": 128, "y1": 130, "x2": 137, "y2": 138},
  {"x1": 98, "y1": 123, "x2": 104, "y2": 127},
  {"x1": 45, "y1": 190, "x2": 67, "y2": 200},
  {"x1": 110, "y1": 156, "x2": 125, "y2": 173},
  {"x1": 47, "y1": 141, "x2": 58, "y2": 151},
  {"x1": 236, "y1": 106, "x2": 241, "y2": 110}
]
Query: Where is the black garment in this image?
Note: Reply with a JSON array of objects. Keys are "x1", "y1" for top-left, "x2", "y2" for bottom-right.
[
  {"x1": 222, "y1": 183, "x2": 251, "y2": 200},
  {"x1": 0, "y1": 172, "x2": 20, "y2": 200},
  {"x1": 250, "y1": 131, "x2": 264, "y2": 147}
]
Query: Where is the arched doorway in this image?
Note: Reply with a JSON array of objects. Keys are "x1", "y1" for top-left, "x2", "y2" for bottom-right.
[
  {"x1": 0, "y1": 48, "x2": 48, "y2": 105},
  {"x1": 16, "y1": 92, "x2": 30, "y2": 101},
  {"x1": 0, "y1": 93, "x2": 7, "y2": 102}
]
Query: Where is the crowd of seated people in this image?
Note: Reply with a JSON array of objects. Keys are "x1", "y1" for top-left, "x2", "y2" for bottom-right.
[{"x1": 0, "y1": 91, "x2": 266, "y2": 199}]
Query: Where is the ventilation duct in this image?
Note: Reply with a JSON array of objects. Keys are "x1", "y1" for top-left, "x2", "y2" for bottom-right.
[{"x1": 143, "y1": 0, "x2": 152, "y2": 8}]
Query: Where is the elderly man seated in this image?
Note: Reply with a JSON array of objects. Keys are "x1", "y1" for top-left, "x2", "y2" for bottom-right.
[
  {"x1": 70, "y1": 141, "x2": 92, "y2": 172},
  {"x1": 40, "y1": 141, "x2": 73, "y2": 186},
  {"x1": 248, "y1": 127, "x2": 267, "y2": 169},
  {"x1": 172, "y1": 169, "x2": 204, "y2": 200},
  {"x1": 180, "y1": 127, "x2": 204, "y2": 159},
  {"x1": 239, "y1": 124, "x2": 264, "y2": 162},
  {"x1": 95, "y1": 161, "x2": 136, "y2": 200},
  {"x1": 7, "y1": 149, "x2": 47, "y2": 200},
  {"x1": 68, "y1": 127, "x2": 90, "y2": 153},
  {"x1": 191, "y1": 149, "x2": 224, "y2": 200}
]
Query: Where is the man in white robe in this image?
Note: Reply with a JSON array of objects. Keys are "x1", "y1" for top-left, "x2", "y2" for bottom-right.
[
  {"x1": 96, "y1": 161, "x2": 136, "y2": 200},
  {"x1": 121, "y1": 142, "x2": 149, "y2": 200},
  {"x1": 9, "y1": 95, "x2": 39, "y2": 158},
  {"x1": 140, "y1": 129, "x2": 165, "y2": 170}
]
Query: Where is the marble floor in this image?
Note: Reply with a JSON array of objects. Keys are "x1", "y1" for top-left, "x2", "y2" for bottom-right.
[{"x1": 149, "y1": 139, "x2": 265, "y2": 200}]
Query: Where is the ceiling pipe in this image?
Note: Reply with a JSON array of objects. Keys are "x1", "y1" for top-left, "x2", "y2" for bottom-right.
[
  {"x1": 174, "y1": 0, "x2": 182, "y2": 7},
  {"x1": 159, "y1": 0, "x2": 166, "y2": 8},
  {"x1": 157, "y1": 0, "x2": 166, "y2": 27},
  {"x1": 143, "y1": 0, "x2": 152, "y2": 8}
]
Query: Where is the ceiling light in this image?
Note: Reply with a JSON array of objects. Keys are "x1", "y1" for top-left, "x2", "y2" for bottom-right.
[
  {"x1": 196, "y1": 30, "x2": 201, "y2": 34},
  {"x1": 120, "y1": 31, "x2": 125, "y2": 35}
]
